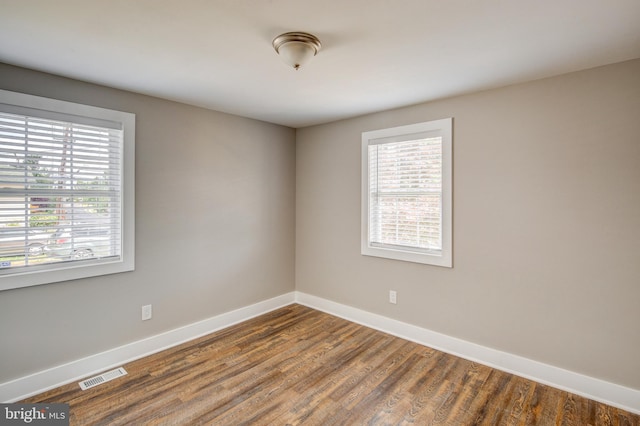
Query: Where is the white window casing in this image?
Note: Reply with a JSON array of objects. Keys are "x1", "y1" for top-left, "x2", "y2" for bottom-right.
[
  {"x1": 362, "y1": 118, "x2": 452, "y2": 267},
  {"x1": 0, "y1": 89, "x2": 135, "y2": 290}
]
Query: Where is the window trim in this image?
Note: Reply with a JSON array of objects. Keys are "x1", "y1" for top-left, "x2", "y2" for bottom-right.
[
  {"x1": 0, "y1": 89, "x2": 135, "y2": 290},
  {"x1": 361, "y1": 118, "x2": 452, "y2": 267}
]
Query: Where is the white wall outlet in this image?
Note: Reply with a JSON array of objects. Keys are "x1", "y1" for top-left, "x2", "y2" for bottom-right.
[
  {"x1": 142, "y1": 304, "x2": 152, "y2": 321},
  {"x1": 389, "y1": 290, "x2": 397, "y2": 304}
]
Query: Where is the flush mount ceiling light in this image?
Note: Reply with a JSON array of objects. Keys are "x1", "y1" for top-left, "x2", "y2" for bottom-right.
[{"x1": 272, "y1": 32, "x2": 321, "y2": 70}]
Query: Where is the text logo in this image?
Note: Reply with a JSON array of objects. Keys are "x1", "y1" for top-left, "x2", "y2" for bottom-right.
[{"x1": 1, "y1": 404, "x2": 69, "y2": 425}]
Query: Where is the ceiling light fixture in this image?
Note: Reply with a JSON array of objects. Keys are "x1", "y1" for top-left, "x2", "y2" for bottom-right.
[{"x1": 272, "y1": 32, "x2": 321, "y2": 70}]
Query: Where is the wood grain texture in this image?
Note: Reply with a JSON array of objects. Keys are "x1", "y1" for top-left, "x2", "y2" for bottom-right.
[{"x1": 24, "y1": 305, "x2": 639, "y2": 425}]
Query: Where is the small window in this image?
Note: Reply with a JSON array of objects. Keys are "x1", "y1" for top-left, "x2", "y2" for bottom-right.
[
  {"x1": 361, "y1": 118, "x2": 452, "y2": 267},
  {"x1": 0, "y1": 90, "x2": 135, "y2": 290}
]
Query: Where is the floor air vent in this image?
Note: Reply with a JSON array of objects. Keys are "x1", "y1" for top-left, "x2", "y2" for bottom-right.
[{"x1": 79, "y1": 367, "x2": 128, "y2": 390}]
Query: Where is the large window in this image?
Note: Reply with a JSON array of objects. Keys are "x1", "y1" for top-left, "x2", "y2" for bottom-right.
[
  {"x1": 361, "y1": 118, "x2": 452, "y2": 267},
  {"x1": 0, "y1": 89, "x2": 135, "y2": 290}
]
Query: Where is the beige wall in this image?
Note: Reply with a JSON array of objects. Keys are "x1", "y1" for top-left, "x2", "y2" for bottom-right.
[
  {"x1": 0, "y1": 63, "x2": 296, "y2": 382},
  {"x1": 296, "y1": 59, "x2": 640, "y2": 389}
]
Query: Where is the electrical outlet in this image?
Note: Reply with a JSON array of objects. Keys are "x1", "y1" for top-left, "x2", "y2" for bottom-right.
[
  {"x1": 142, "y1": 304, "x2": 152, "y2": 321},
  {"x1": 389, "y1": 290, "x2": 397, "y2": 304}
]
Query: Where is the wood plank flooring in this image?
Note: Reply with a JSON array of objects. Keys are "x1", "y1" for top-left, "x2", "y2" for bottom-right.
[{"x1": 24, "y1": 304, "x2": 639, "y2": 425}]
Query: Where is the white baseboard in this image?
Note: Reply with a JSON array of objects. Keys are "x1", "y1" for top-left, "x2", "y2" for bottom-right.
[
  {"x1": 294, "y1": 291, "x2": 640, "y2": 415},
  {"x1": 3, "y1": 290, "x2": 638, "y2": 415},
  {"x1": 0, "y1": 292, "x2": 296, "y2": 403}
]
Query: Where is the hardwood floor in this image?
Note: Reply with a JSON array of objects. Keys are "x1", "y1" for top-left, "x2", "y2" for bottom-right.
[{"x1": 25, "y1": 304, "x2": 639, "y2": 425}]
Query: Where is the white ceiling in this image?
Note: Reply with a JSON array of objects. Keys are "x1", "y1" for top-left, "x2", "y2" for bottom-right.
[{"x1": 1, "y1": 0, "x2": 639, "y2": 128}]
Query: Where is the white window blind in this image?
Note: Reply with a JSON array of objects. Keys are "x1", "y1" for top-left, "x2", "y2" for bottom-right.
[
  {"x1": 0, "y1": 89, "x2": 134, "y2": 290},
  {"x1": 362, "y1": 118, "x2": 452, "y2": 267},
  {"x1": 368, "y1": 137, "x2": 442, "y2": 252}
]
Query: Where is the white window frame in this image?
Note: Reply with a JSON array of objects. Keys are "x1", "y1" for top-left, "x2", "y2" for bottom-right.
[
  {"x1": 0, "y1": 89, "x2": 135, "y2": 290},
  {"x1": 361, "y1": 118, "x2": 452, "y2": 267}
]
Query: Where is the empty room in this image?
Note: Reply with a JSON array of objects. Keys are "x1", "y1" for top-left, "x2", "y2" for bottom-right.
[{"x1": 0, "y1": 1, "x2": 639, "y2": 424}]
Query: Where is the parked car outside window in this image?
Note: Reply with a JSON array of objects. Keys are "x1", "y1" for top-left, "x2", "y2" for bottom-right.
[
  {"x1": 0, "y1": 230, "x2": 51, "y2": 258},
  {"x1": 45, "y1": 227, "x2": 114, "y2": 260}
]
